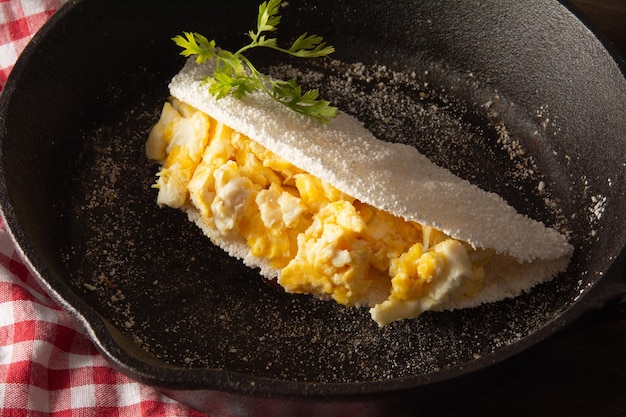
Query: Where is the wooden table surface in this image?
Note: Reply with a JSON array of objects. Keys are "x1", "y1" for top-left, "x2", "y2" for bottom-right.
[{"x1": 440, "y1": 1, "x2": 626, "y2": 416}]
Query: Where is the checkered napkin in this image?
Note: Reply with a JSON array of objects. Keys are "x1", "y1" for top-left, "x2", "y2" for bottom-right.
[
  {"x1": 0, "y1": 0, "x2": 65, "y2": 89},
  {"x1": 0, "y1": 1, "x2": 209, "y2": 415}
]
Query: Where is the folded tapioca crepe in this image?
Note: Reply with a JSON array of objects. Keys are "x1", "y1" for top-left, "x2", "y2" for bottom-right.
[{"x1": 146, "y1": 58, "x2": 573, "y2": 326}]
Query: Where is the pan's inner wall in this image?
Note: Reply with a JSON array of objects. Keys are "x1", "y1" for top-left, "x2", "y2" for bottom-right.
[
  {"x1": 2, "y1": 0, "x2": 623, "y2": 387},
  {"x1": 57, "y1": 0, "x2": 622, "y2": 384}
]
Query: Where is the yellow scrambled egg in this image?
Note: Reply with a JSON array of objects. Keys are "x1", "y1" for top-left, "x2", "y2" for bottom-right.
[{"x1": 146, "y1": 98, "x2": 493, "y2": 325}]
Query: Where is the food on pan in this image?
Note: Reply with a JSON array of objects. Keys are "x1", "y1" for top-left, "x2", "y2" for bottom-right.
[{"x1": 145, "y1": 1, "x2": 573, "y2": 326}]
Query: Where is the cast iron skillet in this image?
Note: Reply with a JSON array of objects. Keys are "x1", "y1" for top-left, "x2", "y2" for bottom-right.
[{"x1": 0, "y1": 0, "x2": 624, "y2": 416}]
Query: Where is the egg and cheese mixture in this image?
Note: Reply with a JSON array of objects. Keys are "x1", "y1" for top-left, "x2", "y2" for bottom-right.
[{"x1": 146, "y1": 98, "x2": 493, "y2": 323}]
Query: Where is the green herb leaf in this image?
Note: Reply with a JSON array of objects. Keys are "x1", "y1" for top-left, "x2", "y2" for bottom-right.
[
  {"x1": 256, "y1": 0, "x2": 282, "y2": 34},
  {"x1": 173, "y1": 0, "x2": 338, "y2": 123},
  {"x1": 271, "y1": 80, "x2": 338, "y2": 123},
  {"x1": 288, "y1": 33, "x2": 335, "y2": 58},
  {"x1": 173, "y1": 32, "x2": 216, "y2": 63}
]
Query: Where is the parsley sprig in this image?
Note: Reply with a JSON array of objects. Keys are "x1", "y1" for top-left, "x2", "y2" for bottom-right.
[{"x1": 172, "y1": 0, "x2": 338, "y2": 123}]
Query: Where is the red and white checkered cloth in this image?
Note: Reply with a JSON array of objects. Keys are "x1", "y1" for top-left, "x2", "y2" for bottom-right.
[
  {"x1": 0, "y1": 1, "x2": 209, "y2": 415},
  {"x1": 0, "y1": 0, "x2": 65, "y2": 90}
]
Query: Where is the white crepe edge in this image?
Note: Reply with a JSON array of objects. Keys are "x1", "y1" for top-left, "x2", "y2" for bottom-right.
[{"x1": 169, "y1": 59, "x2": 573, "y2": 264}]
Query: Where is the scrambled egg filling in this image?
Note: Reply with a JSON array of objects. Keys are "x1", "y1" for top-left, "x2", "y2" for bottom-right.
[{"x1": 146, "y1": 98, "x2": 493, "y2": 325}]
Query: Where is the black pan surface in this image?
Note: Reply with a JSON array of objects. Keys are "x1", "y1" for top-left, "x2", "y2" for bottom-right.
[{"x1": 0, "y1": 0, "x2": 624, "y2": 414}]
